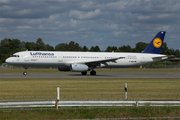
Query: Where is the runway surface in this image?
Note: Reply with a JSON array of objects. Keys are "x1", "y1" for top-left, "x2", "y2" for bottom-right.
[{"x1": 0, "y1": 72, "x2": 179, "y2": 79}]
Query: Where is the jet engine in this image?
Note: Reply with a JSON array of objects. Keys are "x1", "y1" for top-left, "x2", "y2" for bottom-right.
[{"x1": 70, "y1": 64, "x2": 89, "y2": 72}]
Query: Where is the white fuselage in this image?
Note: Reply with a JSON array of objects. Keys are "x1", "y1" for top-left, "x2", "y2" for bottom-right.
[{"x1": 5, "y1": 51, "x2": 167, "y2": 69}]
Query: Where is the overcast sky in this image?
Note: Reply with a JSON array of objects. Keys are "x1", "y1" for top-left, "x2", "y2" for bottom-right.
[{"x1": 0, "y1": 0, "x2": 179, "y2": 50}]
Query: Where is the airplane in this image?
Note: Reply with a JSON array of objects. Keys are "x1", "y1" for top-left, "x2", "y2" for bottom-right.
[{"x1": 5, "y1": 31, "x2": 168, "y2": 76}]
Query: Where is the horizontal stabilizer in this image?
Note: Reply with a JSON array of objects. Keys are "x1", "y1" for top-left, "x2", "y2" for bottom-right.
[{"x1": 152, "y1": 55, "x2": 168, "y2": 60}]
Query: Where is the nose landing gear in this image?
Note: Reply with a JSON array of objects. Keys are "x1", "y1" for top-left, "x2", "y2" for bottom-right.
[
  {"x1": 23, "y1": 72, "x2": 27, "y2": 75},
  {"x1": 23, "y1": 67, "x2": 28, "y2": 75}
]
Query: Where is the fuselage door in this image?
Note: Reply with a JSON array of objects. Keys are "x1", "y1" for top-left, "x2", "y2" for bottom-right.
[
  {"x1": 24, "y1": 52, "x2": 29, "y2": 62},
  {"x1": 141, "y1": 55, "x2": 145, "y2": 63},
  {"x1": 58, "y1": 53, "x2": 63, "y2": 63}
]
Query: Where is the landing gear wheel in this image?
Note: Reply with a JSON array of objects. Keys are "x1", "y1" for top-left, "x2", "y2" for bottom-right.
[
  {"x1": 23, "y1": 72, "x2": 27, "y2": 75},
  {"x1": 90, "y1": 71, "x2": 96, "y2": 75},
  {"x1": 23, "y1": 67, "x2": 28, "y2": 76},
  {"x1": 81, "y1": 71, "x2": 87, "y2": 75}
]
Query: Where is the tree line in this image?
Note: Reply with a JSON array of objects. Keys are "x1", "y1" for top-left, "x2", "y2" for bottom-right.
[{"x1": 0, "y1": 38, "x2": 180, "y2": 64}]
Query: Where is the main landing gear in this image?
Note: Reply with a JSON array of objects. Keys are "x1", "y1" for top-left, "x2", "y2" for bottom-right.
[
  {"x1": 23, "y1": 67, "x2": 28, "y2": 75},
  {"x1": 90, "y1": 68, "x2": 96, "y2": 75},
  {"x1": 81, "y1": 70, "x2": 96, "y2": 75},
  {"x1": 90, "y1": 70, "x2": 96, "y2": 75}
]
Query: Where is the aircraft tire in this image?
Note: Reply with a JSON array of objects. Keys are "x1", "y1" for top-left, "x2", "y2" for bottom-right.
[
  {"x1": 23, "y1": 72, "x2": 27, "y2": 75},
  {"x1": 90, "y1": 71, "x2": 96, "y2": 75}
]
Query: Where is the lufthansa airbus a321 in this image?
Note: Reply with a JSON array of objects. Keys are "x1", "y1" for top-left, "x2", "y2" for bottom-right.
[{"x1": 6, "y1": 31, "x2": 168, "y2": 75}]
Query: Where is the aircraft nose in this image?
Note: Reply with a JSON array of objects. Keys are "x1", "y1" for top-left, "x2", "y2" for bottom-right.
[{"x1": 5, "y1": 58, "x2": 11, "y2": 64}]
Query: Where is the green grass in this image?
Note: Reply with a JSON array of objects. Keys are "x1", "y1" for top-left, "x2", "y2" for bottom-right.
[
  {"x1": 0, "y1": 78, "x2": 180, "y2": 119},
  {"x1": 1, "y1": 106, "x2": 180, "y2": 120},
  {"x1": 0, "y1": 78, "x2": 179, "y2": 100}
]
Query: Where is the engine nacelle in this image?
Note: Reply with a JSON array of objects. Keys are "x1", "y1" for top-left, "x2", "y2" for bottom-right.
[
  {"x1": 70, "y1": 64, "x2": 89, "y2": 72},
  {"x1": 58, "y1": 66, "x2": 70, "y2": 71}
]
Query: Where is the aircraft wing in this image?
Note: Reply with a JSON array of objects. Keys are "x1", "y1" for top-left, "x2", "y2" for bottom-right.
[{"x1": 76, "y1": 57, "x2": 125, "y2": 67}]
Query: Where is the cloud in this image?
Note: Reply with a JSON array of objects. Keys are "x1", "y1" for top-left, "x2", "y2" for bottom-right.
[
  {"x1": 69, "y1": 9, "x2": 101, "y2": 20},
  {"x1": 0, "y1": 0, "x2": 179, "y2": 50},
  {"x1": 16, "y1": 26, "x2": 32, "y2": 29},
  {"x1": 0, "y1": 0, "x2": 10, "y2": 3},
  {"x1": 138, "y1": 15, "x2": 150, "y2": 20}
]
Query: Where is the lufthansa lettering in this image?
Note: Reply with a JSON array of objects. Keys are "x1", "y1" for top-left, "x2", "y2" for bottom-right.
[{"x1": 30, "y1": 52, "x2": 54, "y2": 56}]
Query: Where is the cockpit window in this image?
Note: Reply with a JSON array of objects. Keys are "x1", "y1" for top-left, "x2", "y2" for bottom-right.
[{"x1": 10, "y1": 55, "x2": 19, "y2": 57}]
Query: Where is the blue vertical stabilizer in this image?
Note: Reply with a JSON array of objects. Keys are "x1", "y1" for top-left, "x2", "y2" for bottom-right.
[{"x1": 141, "y1": 31, "x2": 166, "y2": 54}]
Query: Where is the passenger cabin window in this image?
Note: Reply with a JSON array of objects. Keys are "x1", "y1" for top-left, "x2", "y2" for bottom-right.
[{"x1": 10, "y1": 55, "x2": 19, "y2": 57}]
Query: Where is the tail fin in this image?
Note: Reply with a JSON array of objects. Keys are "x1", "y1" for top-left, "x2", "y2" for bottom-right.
[{"x1": 141, "y1": 31, "x2": 166, "y2": 54}]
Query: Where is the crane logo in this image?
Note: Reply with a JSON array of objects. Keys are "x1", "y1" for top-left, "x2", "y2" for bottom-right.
[{"x1": 153, "y1": 38, "x2": 162, "y2": 48}]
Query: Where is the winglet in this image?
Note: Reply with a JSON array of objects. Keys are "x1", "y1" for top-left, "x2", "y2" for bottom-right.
[{"x1": 141, "y1": 31, "x2": 166, "y2": 54}]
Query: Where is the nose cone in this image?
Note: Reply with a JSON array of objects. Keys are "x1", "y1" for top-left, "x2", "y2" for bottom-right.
[{"x1": 5, "y1": 58, "x2": 11, "y2": 64}]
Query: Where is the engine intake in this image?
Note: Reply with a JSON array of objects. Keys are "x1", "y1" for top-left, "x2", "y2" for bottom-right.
[{"x1": 70, "y1": 64, "x2": 88, "y2": 72}]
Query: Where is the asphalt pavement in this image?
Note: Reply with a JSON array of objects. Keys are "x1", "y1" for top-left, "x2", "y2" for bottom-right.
[{"x1": 0, "y1": 72, "x2": 179, "y2": 79}]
